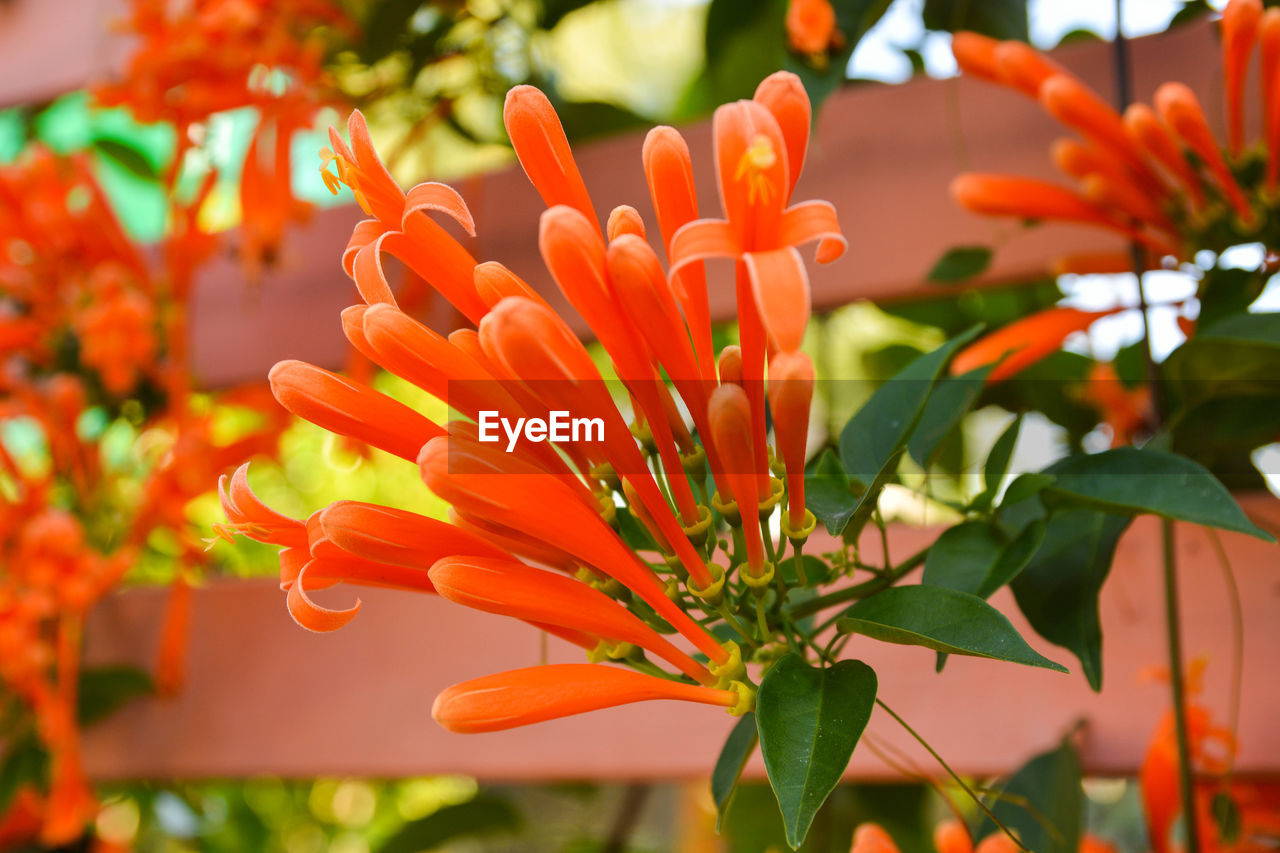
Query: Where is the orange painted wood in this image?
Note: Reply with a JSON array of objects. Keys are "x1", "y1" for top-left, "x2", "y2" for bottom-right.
[
  {"x1": 187, "y1": 20, "x2": 1230, "y2": 387},
  {"x1": 82, "y1": 496, "x2": 1280, "y2": 780}
]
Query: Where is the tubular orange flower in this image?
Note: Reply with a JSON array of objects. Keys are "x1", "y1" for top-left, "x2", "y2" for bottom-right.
[
  {"x1": 153, "y1": 574, "x2": 193, "y2": 698},
  {"x1": 419, "y1": 436, "x2": 727, "y2": 664},
  {"x1": 951, "y1": 307, "x2": 1113, "y2": 384},
  {"x1": 768, "y1": 350, "x2": 814, "y2": 529},
  {"x1": 1154, "y1": 82, "x2": 1253, "y2": 222},
  {"x1": 950, "y1": 174, "x2": 1175, "y2": 254},
  {"x1": 504, "y1": 86, "x2": 599, "y2": 229},
  {"x1": 786, "y1": 0, "x2": 839, "y2": 57},
  {"x1": 428, "y1": 555, "x2": 713, "y2": 684},
  {"x1": 995, "y1": 40, "x2": 1070, "y2": 99},
  {"x1": 643, "y1": 125, "x2": 715, "y2": 380},
  {"x1": 851, "y1": 823, "x2": 900, "y2": 853},
  {"x1": 934, "y1": 819, "x2": 972, "y2": 853},
  {"x1": 951, "y1": 32, "x2": 1002, "y2": 84},
  {"x1": 709, "y1": 384, "x2": 766, "y2": 576},
  {"x1": 431, "y1": 664, "x2": 739, "y2": 733},
  {"x1": 1082, "y1": 362, "x2": 1151, "y2": 447},
  {"x1": 1121, "y1": 103, "x2": 1205, "y2": 207},
  {"x1": 606, "y1": 205, "x2": 647, "y2": 241},
  {"x1": 1263, "y1": 9, "x2": 1280, "y2": 188},
  {"x1": 268, "y1": 359, "x2": 444, "y2": 461},
  {"x1": 1223, "y1": 0, "x2": 1263, "y2": 155},
  {"x1": 1039, "y1": 75, "x2": 1163, "y2": 195}
]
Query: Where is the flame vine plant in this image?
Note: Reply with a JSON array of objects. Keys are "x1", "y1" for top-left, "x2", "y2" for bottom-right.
[{"x1": 211, "y1": 51, "x2": 1278, "y2": 848}]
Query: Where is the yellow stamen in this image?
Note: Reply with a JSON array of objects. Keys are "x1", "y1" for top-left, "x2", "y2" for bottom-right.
[{"x1": 734, "y1": 134, "x2": 779, "y2": 205}]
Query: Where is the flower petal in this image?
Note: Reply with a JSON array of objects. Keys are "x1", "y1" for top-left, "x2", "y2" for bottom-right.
[
  {"x1": 779, "y1": 199, "x2": 846, "y2": 263},
  {"x1": 743, "y1": 247, "x2": 811, "y2": 353}
]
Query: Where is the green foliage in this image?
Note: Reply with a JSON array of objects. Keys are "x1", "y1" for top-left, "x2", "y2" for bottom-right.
[
  {"x1": 756, "y1": 655, "x2": 877, "y2": 849},
  {"x1": 974, "y1": 738, "x2": 1083, "y2": 853},
  {"x1": 970, "y1": 414, "x2": 1023, "y2": 512},
  {"x1": 805, "y1": 448, "x2": 862, "y2": 534},
  {"x1": 78, "y1": 666, "x2": 154, "y2": 726},
  {"x1": 927, "y1": 246, "x2": 993, "y2": 284},
  {"x1": 836, "y1": 585, "x2": 1067, "y2": 671},
  {"x1": 922, "y1": 0, "x2": 1029, "y2": 40},
  {"x1": 712, "y1": 712, "x2": 759, "y2": 830},
  {"x1": 1041, "y1": 447, "x2": 1273, "y2": 540},
  {"x1": 1010, "y1": 509, "x2": 1131, "y2": 690},
  {"x1": 376, "y1": 795, "x2": 522, "y2": 852},
  {"x1": 0, "y1": 735, "x2": 47, "y2": 815},
  {"x1": 786, "y1": 0, "x2": 893, "y2": 106}
]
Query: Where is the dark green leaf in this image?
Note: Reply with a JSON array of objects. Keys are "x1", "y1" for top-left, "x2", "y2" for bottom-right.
[
  {"x1": 92, "y1": 136, "x2": 160, "y2": 181},
  {"x1": 702, "y1": 0, "x2": 790, "y2": 104},
  {"x1": 1166, "y1": 309, "x2": 1280, "y2": 405},
  {"x1": 0, "y1": 736, "x2": 47, "y2": 815},
  {"x1": 79, "y1": 665, "x2": 153, "y2": 726},
  {"x1": 838, "y1": 327, "x2": 982, "y2": 537},
  {"x1": 973, "y1": 414, "x2": 1023, "y2": 511},
  {"x1": 712, "y1": 712, "x2": 758, "y2": 831},
  {"x1": 1211, "y1": 792, "x2": 1242, "y2": 844},
  {"x1": 923, "y1": 521, "x2": 1003, "y2": 596},
  {"x1": 836, "y1": 585, "x2": 1067, "y2": 671},
  {"x1": 805, "y1": 448, "x2": 863, "y2": 535},
  {"x1": 1042, "y1": 447, "x2": 1273, "y2": 540},
  {"x1": 376, "y1": 795, "x2": 521, "y2": 853},
  {"x1": 756, "y1": 655, "x2": 877, "y2": 849},
  {"x1": 908, "y1": 366, "x2": 992, "y2": 468},
  {"x1": 922, "y1": 0, "x2": 1028, "y2": 39},
  {"x1": 975, "y1": 738, "x2": 1083, "y2": 853},
  {"x1": 980, "y1": 519, "x2": 1045, "y2": 597},
  {"x1": 538, "y1": 0, "x2": 596, "y2": 29},
  {"x1": 1000, "y1": 472, "x2": 1054, "y2": 508},
  {"x1": 1011, "y1": 509, "x2": 1131, "y2": 691},
  {"x1": 927, "y1": 246, "x2": 993, "y2": 283}
]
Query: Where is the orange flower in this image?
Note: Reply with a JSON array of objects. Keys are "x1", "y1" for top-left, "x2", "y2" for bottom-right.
[
  {"x1": 1223, "y1": 0, "x2": 1263, "y2": 155},
  {"x1": 768, "y1": 351, "x2": 815, "y2": 530},
  {"x1": 1082, "y1": 362, "x2": 1152, "y2": 447},
  {"x1": 951, "y1": 307, "x2": 1114, "y2": 384},
  {"x1": 431, "y1": 664, "x2": 740, "y2": 734},
  {"x1": 952, "y1": 3, "x2": 1276, "y2": 259},
  {"x1": 709, "y1": 385, "x2": 768, "y2": 577},
  {"x1": 934, "y1": 819, "x2": 972, "y2": 853},
  {"x1": 851, "y1": 823, "x2": 900, "y2": 853},
  {"x1": 787, "y1": 0, "x2": 840, "y2": 57},
  {"x1": 153, "y1": 573, "x2": 193, "y2": 698},
  {"x1": 429, "y1": 555, "x2": 713, "y2": 684}
]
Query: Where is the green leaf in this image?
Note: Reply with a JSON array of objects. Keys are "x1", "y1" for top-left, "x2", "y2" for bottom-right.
[
  {"x1": 922, "y1": 0, "x2": 1029, "y2": 39},
  {"x1": 1011, "y1": 509, "x2": 1130, "y2": 691},
  {"x1": 923, "y1": 521, "x2": 1004, "y2": 596},
  {"x1": 0, "y1": 736, "x2": 47, "y2": 815},
  {"x1": 1211, "y1": 791, "x2": 1242, "y2": 844},
  {"x1": 376, "y1": 795, "x2": 521, "y2": 853},
  {"x1": 838, "y1": 327, "x2": 982, "y2": 537},
  {"x1": 805, "y1": 448, "x2": 862, "y2": 535},
  {"x1": 1042, "y1": 447, "x2": 1273, "y2": 541},
  {"x1": 756, "y1": 655, "x2": 877, "y2": 849},
  {"x1": 1000, "y1": 472, "x2": 1054, "y2": 509},
  {"x1": 79, "y1": 665, "x2": 153, "y2": 726},
  {"x1": 1166, "y1": 309, "x2": 1280, "y2": 405},
  {"x1": 91, "y1": 135, "x2": 161, "y2": 181},
  {"x1": 972, "y1": 414, "x2": 1023, "y2": 511},
  {"x1": 980, "y1": 519, "x2": 1045, "y2": 598},
  {"x1": 703, "y1": 0, "x2": 789, "y2": 104},
  {"x1": 974, "y1": 738, "x2": 1083, "y2": 853},
  {"x1": 908, "y1": 366, "x2": 992, "y2": 468},
  {"x1": 927, "y1": 246, "x2": 993, "y2": 283},
  {"x1": 712, "y1": 712, "x2": 758, "y2": 831},
  {"x1": 836, "y1": 586, "x2": 1067, "y2": 672}
]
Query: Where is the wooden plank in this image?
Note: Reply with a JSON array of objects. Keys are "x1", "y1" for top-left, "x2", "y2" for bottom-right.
[
  {"x1": 0, "y1": 0, "x2": 130, "y2": 108},
  {"x1": 188, "y1": 20, "x2": 1229, "y2": 388},
  {"x1": 82, "y1": 497, "x2": 1280, "y2": 780}
]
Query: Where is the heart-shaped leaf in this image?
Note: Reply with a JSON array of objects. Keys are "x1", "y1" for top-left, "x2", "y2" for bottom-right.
[
  {"x1": 836, "y1": 586, "x2": 1067, "y2": 671},
  {"x1": 927, "y1": 245, "x2": 993, "y2": 283},
  {"x1": 756, "y1": 655, "x2": 877, "y2": 849},
  {"x1": 1042, "y1": 447, "x2": 1272, "y2": 540}
]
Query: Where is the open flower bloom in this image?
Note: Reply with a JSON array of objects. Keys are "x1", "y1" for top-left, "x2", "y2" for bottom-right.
[
  {"x1": 218, "y1": 72, "x2": 846, "y2": 734},
  {"x1": 951, "y1": 0, "x2": 1278, "y2": 261}
]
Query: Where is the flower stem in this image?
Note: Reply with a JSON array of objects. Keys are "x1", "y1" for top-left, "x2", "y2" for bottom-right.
[
  {"x1": 876, "y1": 698, "x2": 1028, "y2": 852},
  {"x1": 1207, "y1": 528, "x2": 1243, "y2": 782},
  {"x1": 1162, "y1": 519, "x2": 1201, "y2": 853},
  {"x1": 787, "y1": 546, "x2": 929, "y2": 620}
]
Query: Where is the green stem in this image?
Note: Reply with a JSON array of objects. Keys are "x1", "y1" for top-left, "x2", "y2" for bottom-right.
[
  {"x1": 1206, "y1": 529, "x2": 1244, "y2": 782},
  {"x1": 876, "y1": 698, "x2": 1029, "y2": 853},
  {"x1": 1162, "y1": 519, "x2": 1201, "y2": 853},
  {"x1": 787, "y1": 546, "x2": 929, "y2": 620},
  {"x1": 793, "y1": 540, "x2": 808, "y2": 586},
  {"x1": 715, "y1": 599, "x2": 756, "y2": 646}
]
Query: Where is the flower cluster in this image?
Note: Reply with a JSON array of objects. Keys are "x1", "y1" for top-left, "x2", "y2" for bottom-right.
[
  {"x1": 0, "y1": 145, "x2": 286, "y2": 843},
  {"x1": 951, "y1": 0, "x2": 1280, "y2": 259},
  {"x1": 96, "y1": 0, "x2": 351, "y2": 276},
  {"x1": 219, "y1": 71, "x2": 846, "y2": 733}
]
